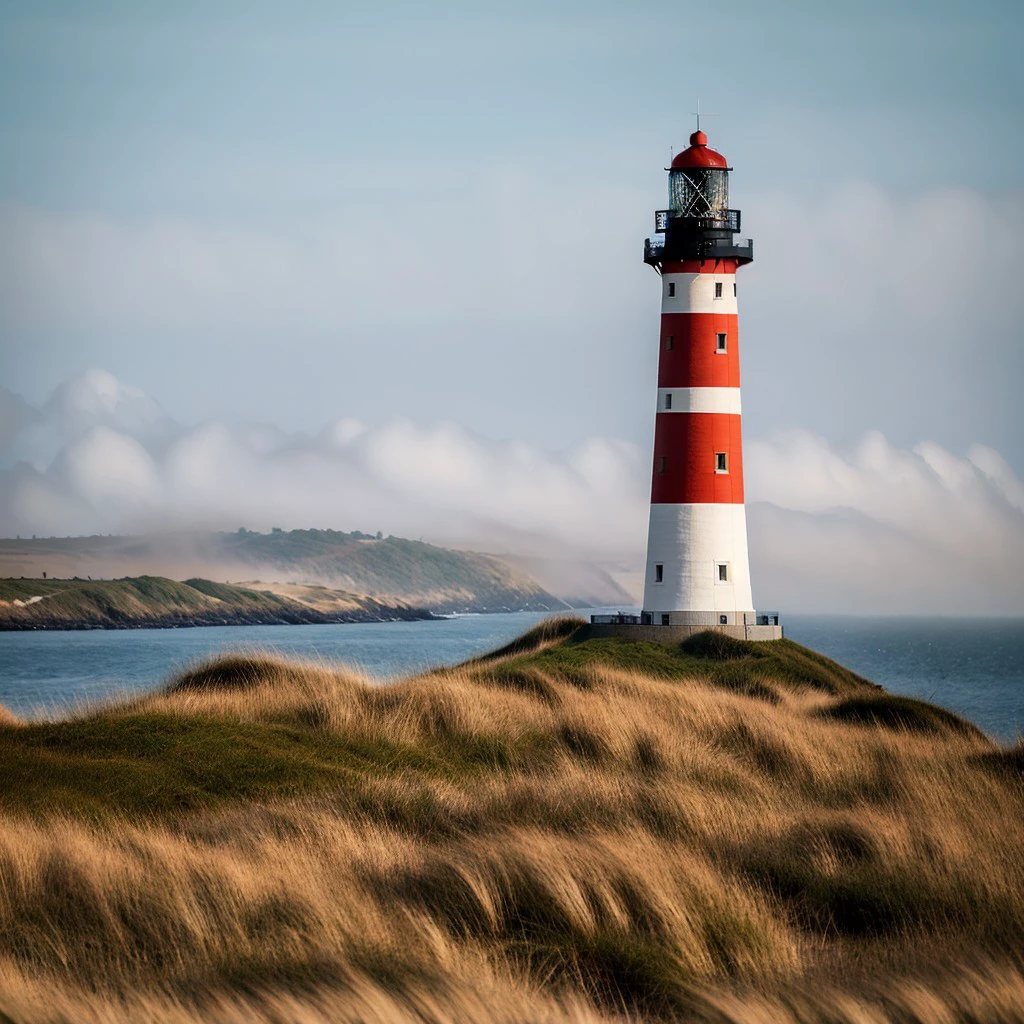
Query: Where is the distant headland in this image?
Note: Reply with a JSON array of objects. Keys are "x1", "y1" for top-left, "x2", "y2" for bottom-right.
[
  {"x1": 0, "y1": 575, "x2": 438, "y2": 631},
  {"x1": 0, "y1": 527, "x2": 636, "y2": 623}
]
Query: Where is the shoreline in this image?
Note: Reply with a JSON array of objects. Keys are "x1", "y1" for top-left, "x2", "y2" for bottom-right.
[
  {"x1": 0, "y1": 609, "x2": 440, "y2": 631},
  {"x1": 0, "y1": 604, "x2": 572, "y2": 632},
  {"x1": 0, "y1": 574, "x2": 570, "y2": 632}
]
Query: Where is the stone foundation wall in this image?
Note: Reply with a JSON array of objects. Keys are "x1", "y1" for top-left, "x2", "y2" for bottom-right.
[{"x1": 583, "y1": 623, "x2": 784, "y2": 643}]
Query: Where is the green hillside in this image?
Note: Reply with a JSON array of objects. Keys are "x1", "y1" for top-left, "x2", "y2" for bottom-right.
[{"x1": 204, "y1": 529, "x2": 565, "y2": 610}]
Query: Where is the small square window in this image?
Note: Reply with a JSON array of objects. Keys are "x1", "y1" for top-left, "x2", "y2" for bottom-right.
[
  {"x1": 658, "y1": 456, "x2": 667, "y2": 475},
  {"x1": 717, "y1": 563, "x2": 729, "y2": 583},
  {"x1": 668, "y1": 282, "x2": 676, "y2": 297},
  {"x1": 661, "y1": 614, "x2": 671, "y2": 626},
  {"x1": 714, "y1": 282, "x2": 723, "y2": 298},
  {"x1": 665, "y1": 335, "x2": 674, "y2": 351},
  {"x1": 654, "y1": 563, "x2": 664, "y2": 583},
  {"x1": 664, "y1": 392, "x2": 672, "y2": 410},
  {"x1": 719, "y1": 614, "x2": 728, "y2": 625},
  {"x1": 715, "y1": 452, "x2": 728, "y2": 473},
  {"x1": 716, "y1": 333, "x2": 727, "y2": 352}
]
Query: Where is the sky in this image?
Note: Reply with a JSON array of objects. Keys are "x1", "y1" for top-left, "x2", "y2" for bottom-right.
[{"x1": 0, "y1": 1, "x2": 1021, "y2": 613}]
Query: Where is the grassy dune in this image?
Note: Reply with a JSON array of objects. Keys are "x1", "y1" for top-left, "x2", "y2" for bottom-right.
[{"x1": 0, "y1": 621, "x2": 1022, "y2": 1022}]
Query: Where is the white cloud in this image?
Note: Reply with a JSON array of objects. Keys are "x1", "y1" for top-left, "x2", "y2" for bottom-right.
[
  {"x1": 1, "y1": 371, "x2": 648, "y2": 557},
  {"x1": 4, "y1": 181, "x2": 1022, "y2": 450},
  {"x1": 1, "y1": 180, "x2": 1020, "y2": 468},
  {"x1": 1, "y1": 371, "x2": 1021, "y2": 615},
  {"x1": 713, "y1": 182, "x2": 1024, "y2": 474},
  {"x1": 745, "y1": 431, "x2": 1024, "y2": 615},
  {"x1": 969, "y1": 444, "x2": 1024, "y2": 513},
  {"x1": 44, "y1": 368, "x2": 172, "y2": 433},
  {"x1": 51, "y1": 426, "x2": 164, "y2": 512}
]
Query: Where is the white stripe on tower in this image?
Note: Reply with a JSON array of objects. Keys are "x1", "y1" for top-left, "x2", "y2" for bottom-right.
[
  {"x1": 643, "y1": 504, "x2": 753, "y2": 618},
  {"x1": 660, "y1": 273, "x2": 738, "y2": 314},
  {"x1": 657, "y1": 388, "x2": 742, "y2": 414}
]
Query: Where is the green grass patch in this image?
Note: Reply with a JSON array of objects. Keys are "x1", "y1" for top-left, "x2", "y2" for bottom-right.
[
  {"x1": 494, "y1": 633, "x2": 875, "y2": 698},
  {"x1": 0, "y1": 713, "x2": 545, "y2": 820}
]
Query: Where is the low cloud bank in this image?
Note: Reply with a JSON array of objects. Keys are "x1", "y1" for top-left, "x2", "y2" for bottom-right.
[
  {"x1": 2, "y1": 371, "x2": 1021, "y2": 615},
  {"x1": 746, "y1": 433, "x2": 1024, "y2": 616},
  {"x1": 1, "y1": 370, "x2": 649, "y2": 561},
  {"x1": 3, "y1": 181, "x2": 1020, "y2": 458}
]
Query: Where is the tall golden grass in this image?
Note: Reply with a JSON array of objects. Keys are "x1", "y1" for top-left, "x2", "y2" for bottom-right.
[{"x1": 0, "y1": 619, "x2": 1021, "y2": 1022}]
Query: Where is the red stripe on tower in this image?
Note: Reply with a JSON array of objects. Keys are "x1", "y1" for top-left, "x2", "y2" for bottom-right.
[
  {"x1": 650, "y1": 412, "x2": 744, "y2": 504},
  {"x1": 658, "y1": 313, "x2": 740, "y2": 388}
]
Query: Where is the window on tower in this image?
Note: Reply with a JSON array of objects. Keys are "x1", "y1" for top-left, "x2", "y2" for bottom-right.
[
  {"x1": 719, "y1": 614, "x2": 728, "y2": 624},
  {"x1": 661, "y1": 614, "x2": 671, "y2": 625},
  {"x1": 658, "y1": 456, "x2": 667, "y2": 474},
  {"x1": 717, "y1": 563, "x2": 729, "y2": 583},
  {"x1": 716, "y1": 333, "x2": 727, "y2": 352},
  {"x1": 668, "y1": 282, "x2": 676, "y2": 297},
  {"x1": 714, "y1": 282, "x2": 723, "y2": 298},
  {"x1": 654, "y1": 563, "x2": 664, "y2": 584},
  {"x1": 715, "y1": 452, "x2": 728, "y2": 473},
  {"x1": 733, "y1": 282, "x2": 737, "y2": 297},
  {"x1": 665, "y1": 335, "x2": 674, "y2": 351},
  {"x1": 664, "y1": 393, "x2": 672, "y2": 410}
]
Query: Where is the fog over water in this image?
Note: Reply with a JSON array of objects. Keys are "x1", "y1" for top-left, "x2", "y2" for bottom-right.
[{"x1": 1, "y1": 370, "x2": 1021, "y2": 616}]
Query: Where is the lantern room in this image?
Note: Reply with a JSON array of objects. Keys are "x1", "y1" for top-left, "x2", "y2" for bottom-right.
[
  {"x1": 644, "y1": 129, "x2": 753, "y2": 269},
  {"x1": 669, "y1": 130, "x2": 730, "y2": 223}
]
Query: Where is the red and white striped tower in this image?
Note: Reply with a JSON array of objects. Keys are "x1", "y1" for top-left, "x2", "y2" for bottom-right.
[{"x1": 639, "y1": 130, "x2": 775, "y2": 633}]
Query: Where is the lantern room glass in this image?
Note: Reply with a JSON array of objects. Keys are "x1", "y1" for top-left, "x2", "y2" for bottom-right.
[{"x1": 669, "y1": 168, "x2": 729, "y2": 222}]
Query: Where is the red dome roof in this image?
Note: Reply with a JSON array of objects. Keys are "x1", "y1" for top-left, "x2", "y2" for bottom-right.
[{"x1": 671, "y1": 130, "x2": 728, "y2": 170}]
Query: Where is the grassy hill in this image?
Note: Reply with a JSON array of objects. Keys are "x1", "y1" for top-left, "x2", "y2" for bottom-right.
[
  {"x1": 0, "y1": 575, "x2": 430, "y2": 629},
  {"x1": 215, "y1": 529, "x2": 564, "y2": 610},
  {"x1": 0, "y1": 530, "x2": 575, "y2": 612},
  {"x1": 0, "y1": 623, "x2": 1021, "y2": 1021}
]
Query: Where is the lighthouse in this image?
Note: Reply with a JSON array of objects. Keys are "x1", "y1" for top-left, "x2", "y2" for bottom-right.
[
  {"x1": 639, "y1": 129, "x2": 779, "y2": 638},
  {"x1": 594, "y1": 129, "x2": 780, "y2": 640}
]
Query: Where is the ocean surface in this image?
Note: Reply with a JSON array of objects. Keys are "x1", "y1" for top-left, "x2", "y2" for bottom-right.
[{"x1": 1, "y1": 612, "x2": 1021, "y2": 742}]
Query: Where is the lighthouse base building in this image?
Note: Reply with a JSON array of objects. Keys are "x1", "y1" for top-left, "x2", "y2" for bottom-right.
[{"x1": 591, "y1": 129, "x2": 781, "y2": 642}]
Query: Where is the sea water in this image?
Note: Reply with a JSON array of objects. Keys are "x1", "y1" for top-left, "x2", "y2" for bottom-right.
[{"x1": 0, "y1": 613, "x2": 1021, "y2": 742}]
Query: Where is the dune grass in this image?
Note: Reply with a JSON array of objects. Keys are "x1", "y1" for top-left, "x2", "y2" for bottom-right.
[{"x1": 0, "y1": 619, "x2": 1021, "y2": 1022}]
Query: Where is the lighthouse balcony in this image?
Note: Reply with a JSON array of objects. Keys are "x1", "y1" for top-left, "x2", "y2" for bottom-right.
[
  {"x1": 643, "y1": 238, "x2": 664, "y2": 264},
  {"x1": 655, "y1": 209, "x2": 742, "y2": 233},
  {"x1": 590, "y1": 613, "x2": 642, "y2": 625},
  {"x1": 644, "y1": 235, "x2": 754, "y2": 268},
  {"x1": 693, "y1": 210, "x2": 742, "y2": 232},
  {"x1": 585, "y1": 611, "x2": 784, "y2": 642}
]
